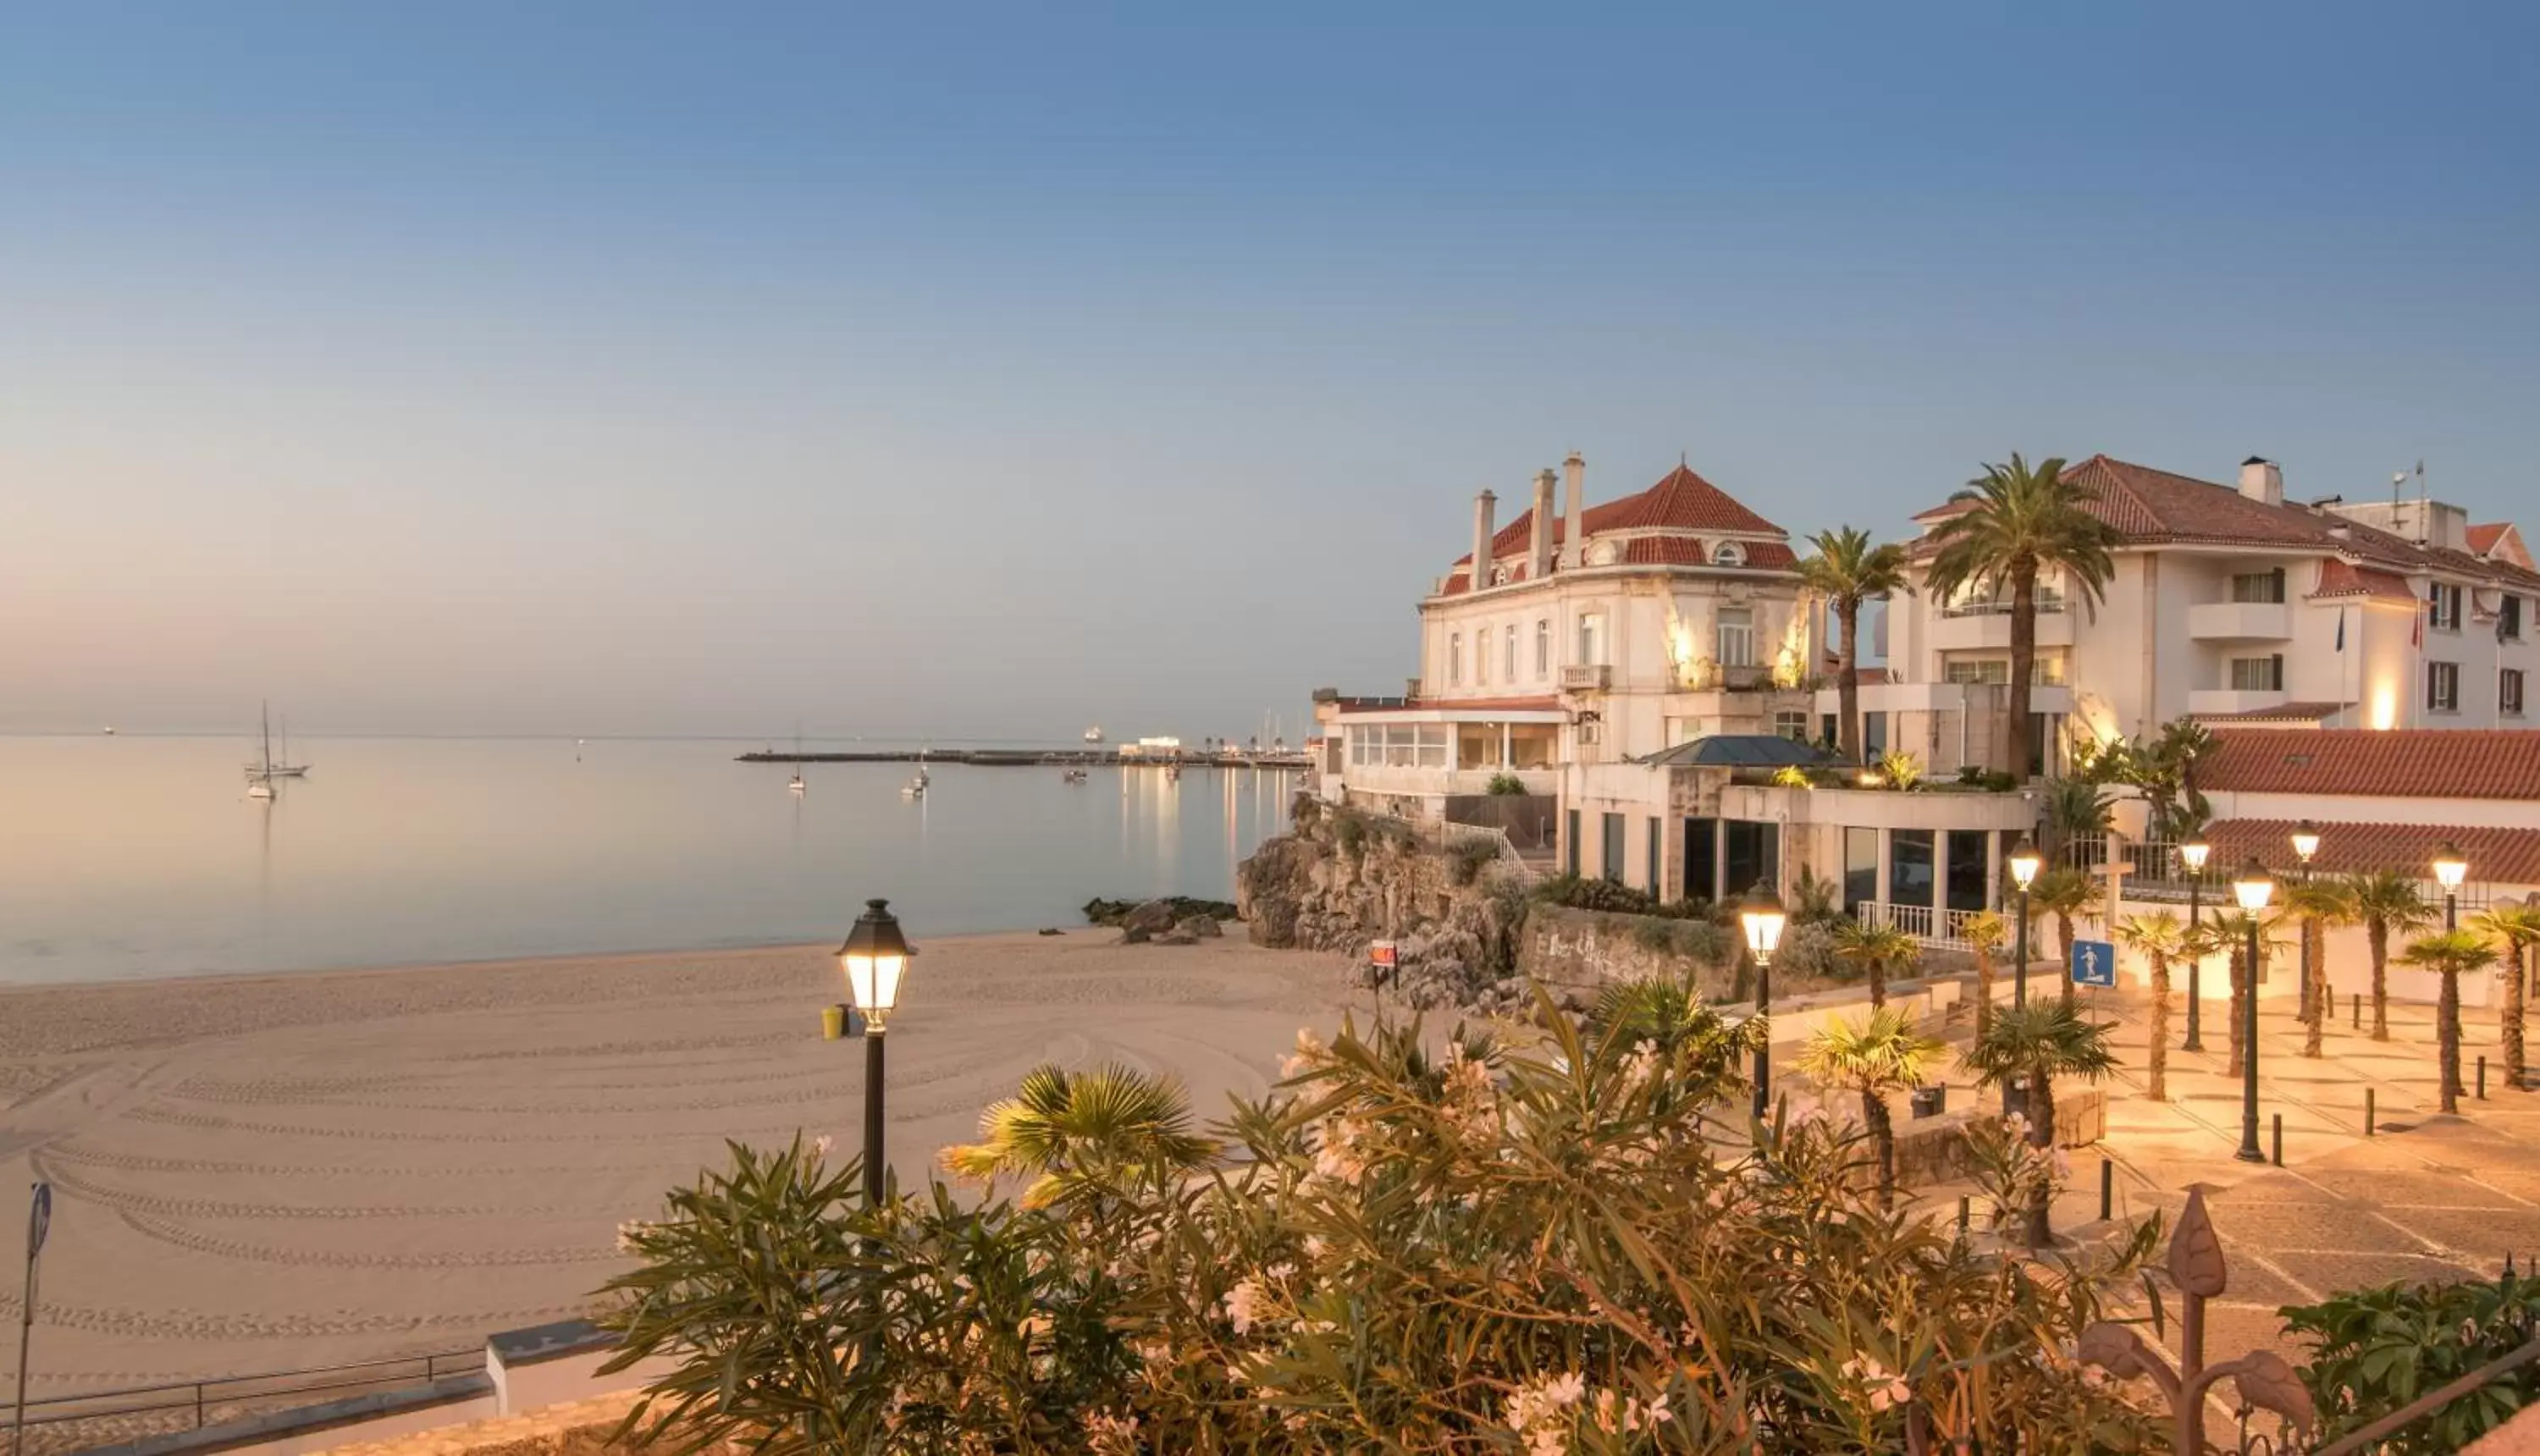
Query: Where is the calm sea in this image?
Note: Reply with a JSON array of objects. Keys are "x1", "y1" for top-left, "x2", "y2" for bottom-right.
[{"x1": 0, "y1": 736, "x2": 1300, "y2": 985}]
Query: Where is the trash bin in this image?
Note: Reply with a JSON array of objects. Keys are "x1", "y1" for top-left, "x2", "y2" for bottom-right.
[
  {"x1": 821, "y1": 1004, "x2": 848, "y2": 1040},
  {"x1": 1909, "y1": 1085, "x2": 1946, "y2": 1120}
]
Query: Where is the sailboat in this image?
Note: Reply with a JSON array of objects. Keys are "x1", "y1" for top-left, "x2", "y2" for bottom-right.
[
  {"x1": 902, "y1": 748, "x2": 930, "y2": 798},
  {"x1": 787, "y1": 727, "x2": 806, "y2": 795},
  {"x1": 244, "y1": 702, "x2": 281, "y2": 785},
  {"x1": 266, "y1": 716, "x2": 311, "y2": 778}
]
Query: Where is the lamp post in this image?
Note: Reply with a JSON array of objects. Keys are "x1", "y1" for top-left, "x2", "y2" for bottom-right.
[
  {"x1": 837, "y1": 899, "x2": 913, "y2": 1209},
  {"x1": 2008, "y1": 837, "x2": 2043, "y2": 1010},
  {"x1": 1738, "y1": 883, "x2": 1786, "y2": 1122},
  {"x1": 2231, "y1": 859, "x2": 2274, "y2": 1163},
  {"x1": 2433, "y1": 841, "x2": 2467, "y2": 932},
  {"x1": 2180, "y1": 835, "x2": 2211, "y2": 1052}
]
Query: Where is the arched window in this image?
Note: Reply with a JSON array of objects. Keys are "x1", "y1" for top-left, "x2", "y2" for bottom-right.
[
  {"x1": 1714, "y1": 541, "x2": 1746, "y2": 568},
  {"x1": 1449, "y1": 633, "x2": 1463, "y2": 686},
  {"x1": 1504, "y1": 624, "x2": 1518, "y2": 681},
  {"x1": 1476, "y1": 625, "x2": 1489, "y2": 684},
  {"x1": 1535, "y1": 620, "x2": 1551, "y2": 679}
]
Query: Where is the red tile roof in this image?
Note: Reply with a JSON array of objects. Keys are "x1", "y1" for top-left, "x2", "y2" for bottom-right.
[
  {"x1": 2308, "y1": 560, "x2": 2418, "y2": 603},
  {"x1": 2470, "y1": 523, "x2": 2508, "y2": 555},
  {"x1": 2206, "y1": 819, "x2": 2540, "y2": 888},
  {"x1": 2200, "y1": 728, "x2": 2540, "y2": 801},
  {"x1": 1909, "y1": 455, "x2": 2540, "y2": 593},
  {"x1": 1446, "y1": 462, "x2": 1791, "y2": 587}
]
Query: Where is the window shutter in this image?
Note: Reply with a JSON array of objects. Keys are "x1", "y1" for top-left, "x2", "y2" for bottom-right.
[
  {"x1": 2270, "y1": 567, "x2": 2286, "y2": 603},
  {"x1": 2270, "y1": 654, "x2": 2284, "y2": 692}
]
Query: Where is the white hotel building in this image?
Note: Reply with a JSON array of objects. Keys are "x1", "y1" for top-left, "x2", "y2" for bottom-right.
[{"x1": 1867, "y1": 454, "x2": 2540, "y2": 769}]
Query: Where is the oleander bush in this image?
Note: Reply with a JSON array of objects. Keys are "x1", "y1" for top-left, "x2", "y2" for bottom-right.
[
  {"x1": 600, "y1": 975, "x2": 2165, "y2": 1453},
  {"x1": 2283, "y1": 1266, "x2": 2540, "y2": 1453}
]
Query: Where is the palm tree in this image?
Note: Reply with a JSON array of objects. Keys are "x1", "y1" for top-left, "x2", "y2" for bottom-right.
[
  {"x1": 2470, "y1": 902, "x2": 2540, "y2": 1093},
  {"x1": 2115, "y1": 911, "x2": 2185, "y2": 1101},
  {"x1": 1796, "y1": 526, "x2": 1913, "y2": 765},
  {"x1": 1961, "y1": 1001, "x2": 2118, "y2": 1247},
  {"x1": 2350, "y1": 872, "x2": 2435, "y2": 1042},
  {"x1": 2040, "y1": 779, "x2": 2113, "y2": 867},
  {"x1": 2029, "y1": 867, "x2": 2096, "y2": 1007},
  {"x1": 941, "y1": 1062, "x2": 1220, "y2": 1211},
  {"x1": 1964, "y1": 910, "x2": 2007, "y2": 1042},
  {"x1": 1796, "y1": 1008, "x2": 1946, "y2": 1212},
  {"x1": 1832, "y1": 918, "x2": 1919, "y2": 1008},
  {"x1": 2141, "y1": 718, "x2": 2216, "y2": 840},
  {"x1": 2209, "y1": 909, "x2": 2288, "y2": 1078},
  {"x1": 2283, "y1": 878, "x2": 2358, "y2": 1057},
  {"x1": 1921, "y1": 455, "x2": 2123, "y2": 780},
  {"x1": 2399, "y1": 929, "x2": 2500, "y2": 1115},
  {"x1": 1589, "y1": 974, "x2": 1759, "y2": 1101}
]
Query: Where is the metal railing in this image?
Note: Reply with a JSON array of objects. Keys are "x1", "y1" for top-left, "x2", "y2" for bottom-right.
[
  {"x1": 1936, "y1": 597, "x2": 2068, "y2": 618},
  {"x1": 0, "y1": 1347, "x2": 477, "y2": 1444},
  {"x1": 2062, "y1": 835, "x2": 2509, "y2": 914},
  {"x1": 1853, "y1": 901, "x2": 1991, "y2": 951}
]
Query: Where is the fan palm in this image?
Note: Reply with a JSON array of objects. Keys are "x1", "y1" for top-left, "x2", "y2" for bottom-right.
[
  {"x1": 1920, "y1": 455, "x2": 2123, "y2": 780},
  {"x1": 2041, "y1": 779, "x2": 2112, "y2": 866},
  {"x1": 1832, "y1": 918, "x2": 1920, "y2": 1008},
  {"x1": 2399, "y1": 929, "x2": 2499, "y2": 1115},
  {"x1": 940, "y1": 1062, "x2": 1220, "y2": 1211},
  {"x1": 1796, "y1": 526, "x2": 1912, "y2": 765},
  {"x1": 1795, "y1": 1008, "x2": 1946, "y2": 1212},
  {"x1": 1588, "y1": 975, "x2": 1759, "y2": 1103},
  {"x1": 2114, "y1": 912, "x2": 2185, "y2": 1101},
  {"x1": 2028, "y1": 867, "x2": 2097, "y2": 1007},
  {"x1": 1874, "y1": 748, "x2": 1925, "y2": 791},
  {"x1": 2469, "y1": 902, "x2": 2540, "y2": 1092},
  {"x1": 1961, "y1": 1001, "x2": 2118, "y2": 1247},
  {"x1": 2208, "y1": 910, "x2": 2289, "y2": 1078},
  {"x1": 1963, "y1": 909, "x2": 2007, "y2": 1041},
  {"x1": 2283, "y1": 878, "x2": 2358, "y2": 1057},
  {"x1": 2142, "y1": 718, "x2": 2216, "y2": 838},
  {"x1": 2350, "y1": 872, "x2": 2435, "y2": 1041}
]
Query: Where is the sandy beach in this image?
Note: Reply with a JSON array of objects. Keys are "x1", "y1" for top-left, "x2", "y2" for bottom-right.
[{"x1": 0, "y1": 933, "x2": 1357, "y2": 1399}]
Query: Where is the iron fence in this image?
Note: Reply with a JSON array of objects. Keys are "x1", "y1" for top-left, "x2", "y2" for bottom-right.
[{"x1": 1, "y1": 1347, "x2": 478, "y2": 1448}]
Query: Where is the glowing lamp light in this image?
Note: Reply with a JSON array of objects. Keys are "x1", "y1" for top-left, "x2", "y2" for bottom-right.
[
  {"x1": 1858, "y1": 769, "x2": 1882, "y2": 788},
  {"x1": 2231, "y1": 858, "x2": 2275, "y2": 913},
  {"x1": 1737, "y1": 883, "x2": 1787, "y2": 964},
  {"x1": 2178, "y1": 836, "x2": 2211, "y2": 874},
  {"x1": 2291, "y1": 820, "x2": 2322, "y2": 865},
  {"x1": 2432, "y1": 842, "x2": 2469, "y2": 891},
  {"x1": 2007, "y1": 838, "x2": 2043, "y2": 891},
  {"x1": 836, "y1": 898, "x2": 913, "y2": 1029}
]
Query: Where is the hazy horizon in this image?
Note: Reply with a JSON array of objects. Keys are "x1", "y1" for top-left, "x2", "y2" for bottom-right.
[{"x1": 8, "y1": 3, "x2": 2537, "y2": 738}]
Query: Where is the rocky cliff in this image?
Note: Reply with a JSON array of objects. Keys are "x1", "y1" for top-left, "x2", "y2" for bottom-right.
[{"x1": 1236, "y1": 800, "x2": 1525, "y2": 1009}]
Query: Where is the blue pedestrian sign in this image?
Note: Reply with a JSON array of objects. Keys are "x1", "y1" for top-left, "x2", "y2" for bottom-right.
[{"x1": 2071, "y1": 940, "x2": 2118, "y2": 988}]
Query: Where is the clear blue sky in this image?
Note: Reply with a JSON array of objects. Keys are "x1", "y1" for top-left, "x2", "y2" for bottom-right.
[{"x1": 5, "y1": 3, "x2": 2534, "y2": 738}]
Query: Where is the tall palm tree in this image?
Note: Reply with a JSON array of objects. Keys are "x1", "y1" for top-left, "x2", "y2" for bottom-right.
[
  {"x1": 1796, "y1": 526, "x2": 1912, "y2": 765},
  {"x1": 2142, "y1": 718, "x2": 2216, "y2": 840},
  {"x1": 2469, "y1": 902, "x2": 2540, "y2": 1092},
  {"x1": 1961, "y1": 1001, "x2": 2118, "y2": 1247},
  {"x1": 2350, "y1": 872, "x2": 2435, "y2": 1042},
  {"x1": 2029, "y1": 867, "x2": 2097, "y2": 1007},
  {"x1": 2283, "y1": 878, "x2": 2358, "y2": 1057},
  {"x1": 2115, "y1": 911, "x2": 2185, "y2": 1101},
  {"x1": 1963, "y1": 909, "x2": 2007, "y2": 1042},
  {"x1": 1921, "y1": 454, "x2": 2124, "y2": 780},
  {"x1": 1796, "y1": 1008, "x2": 1946, "y2": 1212},
  {"x1": 1831, "y1": 918, "x2": 1919, "y2": 1008},
  {"x1": 941, "y1": 1062, "x2": 1220, "y2": 1211},
  {"x1": 2399, "y1": 929, "x2": 2499, "y2": 1115}
]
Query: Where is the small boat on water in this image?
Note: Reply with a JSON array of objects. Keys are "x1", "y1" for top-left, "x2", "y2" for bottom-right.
[
  {"x1": 789, "y1": 771, "x2": 807, "y2": 795},
  {"x1": 102, "y1": 725, "x2": 116, "y2": 736},
  {"x1": 265, "y1": 716, "x2": 311, "y2": 778},
  {"x1": 1063, "y1": 769, "x2": 1089, "y2": 784},
  {"x1": 1084, "y1": 725, "x2": 1105, "y2": 744},
  {"x1": 247, "y1": 777, "x2": 273, "y2": 801},
  {"x1": 902, "y1": 757, "x2": 931, "y2": 797}
]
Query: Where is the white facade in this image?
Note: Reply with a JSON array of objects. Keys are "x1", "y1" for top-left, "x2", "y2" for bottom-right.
[{"x1": 1878, "y1": 455, "x2": 2540, "y2": 756}]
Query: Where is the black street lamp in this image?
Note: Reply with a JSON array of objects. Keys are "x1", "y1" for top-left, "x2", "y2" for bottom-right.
[
  {"x1": 2434, "y1": 841, "x2": 2468, "y2": 933},
  {"x1": 2008, "y1": 837, "x2": 2043, "y2": 1009},
  {"x1": 1737, "y1": 882, "x2": 1786, "y2": 1121},
  {"x1": 2180, "y1": 835, "x2": 2211, "y2": 1052},
  {"x1": 2230, "y1": 859, "x2": 2274, "y2": 1164},
  {"x1": 837, "y1": 899, "x2": 914, "y2": 1209}
]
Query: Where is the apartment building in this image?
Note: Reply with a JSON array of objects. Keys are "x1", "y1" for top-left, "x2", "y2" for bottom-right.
[{"x1": 1866, "y1": 455, "x2": 2540, "y2": 769}]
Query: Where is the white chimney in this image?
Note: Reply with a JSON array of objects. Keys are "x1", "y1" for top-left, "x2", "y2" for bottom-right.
[
  {"x1": 2238, "y1": 455, "x2": 2284, "y2": 507},
  {"x1": 1560, "y1": 453, "x2": 1586, "y2": 568},
  {"x1": 1472, "y1": 490, "x2": 1497, "y2": 591},
  {"x1": 1527, "y1": 469, "x2": 1554, "y2": 581}
]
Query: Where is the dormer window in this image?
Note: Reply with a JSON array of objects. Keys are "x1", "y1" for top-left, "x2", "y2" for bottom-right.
[
  {"x1": 1714, "y1": 541, "x2": 1745, "y2": 568},
  {"x1": 1584, "y1": 539, "x2": 1619, "y2": 567}
]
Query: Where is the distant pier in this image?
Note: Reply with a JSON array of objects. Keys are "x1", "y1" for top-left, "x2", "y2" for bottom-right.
[{"x1": 735, "y1": 747, "x2": 1312, "y2": 769}]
